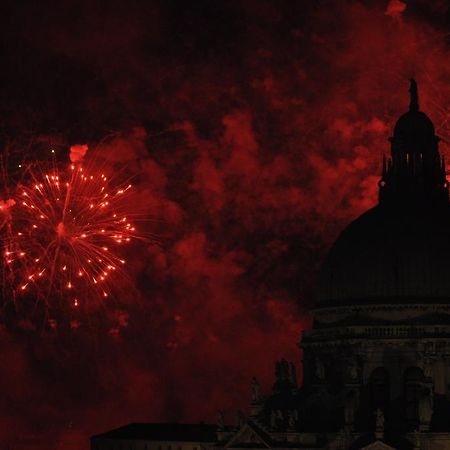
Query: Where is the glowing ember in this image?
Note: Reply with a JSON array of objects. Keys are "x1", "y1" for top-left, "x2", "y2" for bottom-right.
[{"x1": 2, "y1": 158, "x2": 138, "y2": 306}]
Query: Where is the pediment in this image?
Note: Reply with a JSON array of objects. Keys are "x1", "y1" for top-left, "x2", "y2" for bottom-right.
[
  {"x1": 225, "y1": 422, "x2": 271, "y2": 448},
  {"x1": 361, "y1": 441, "x2": 396, "y2": 450}
]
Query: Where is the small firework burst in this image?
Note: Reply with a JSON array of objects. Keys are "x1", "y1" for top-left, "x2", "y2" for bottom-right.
[{"x1": 1, "y1": 151, "x2": 140, "y2": 309}]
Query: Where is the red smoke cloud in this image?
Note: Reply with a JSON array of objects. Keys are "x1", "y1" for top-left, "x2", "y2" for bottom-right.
[
  {"x1": 385, "y1": 0, "x2": 407, "y2": 19},
  {"x1": 69, "y1": 143, "x2": 88, "y2": 163},
  {"x1": 2, "y1": 1, "x2": 450, "y2": 449}
]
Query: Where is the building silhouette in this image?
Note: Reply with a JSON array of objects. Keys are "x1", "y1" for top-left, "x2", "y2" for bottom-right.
[{"x1": 92, "y1": 80, "x2": 450, "y2": 450}]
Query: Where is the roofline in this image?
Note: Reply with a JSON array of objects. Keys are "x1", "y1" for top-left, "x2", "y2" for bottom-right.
[{"x1": 90, "y1": 422, "x2": 217, "y2": 440}]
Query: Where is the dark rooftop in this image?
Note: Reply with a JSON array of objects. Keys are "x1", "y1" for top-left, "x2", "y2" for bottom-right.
[{"x1": 91, "y1": 423, "x2": 217, "y2": 442}]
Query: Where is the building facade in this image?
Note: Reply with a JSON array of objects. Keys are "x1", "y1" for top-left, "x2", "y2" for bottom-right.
[{"x1": 92, "y1": 80, "x2": 450, "y2": 450}]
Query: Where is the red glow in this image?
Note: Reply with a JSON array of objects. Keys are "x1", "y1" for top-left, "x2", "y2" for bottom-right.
[
  {"x1": 1, "y1": 154, "x2": 138, "y2": 306},
  {"x1": 3, "y1": 2, "x2": 450, "y2": 450}
]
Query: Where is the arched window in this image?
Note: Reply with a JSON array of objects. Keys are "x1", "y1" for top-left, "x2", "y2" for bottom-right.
[
  {"x1": 370, "y1": 367, "x2": 390, "y2": 410},
  {"x1": 404, "y1": 367, "x2": 424, "y2": 423}
]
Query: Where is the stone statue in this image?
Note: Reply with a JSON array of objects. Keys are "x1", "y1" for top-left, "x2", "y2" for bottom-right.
[
  {"x1": 344, "y1": 391, "x2": 356, "y2": 428},
  {"x1": 289, "y1": 362, "x2": 298, "y2": 387},
  {"x1": 270, "y1": 410, "x2": 277, "y2": 429},
  {"x1": 315, "y1": 359, "x2": 325, "y2": 380},
  {"x1": 419, "y1": 386, "x2": 433, "y2": 428},
  {"x1": 275, "y1": 359, "x2": 298, "y2": 391},
  {"x1": 347, "y1": 359, "x2": 358, "y2": 382},
  {"x1": 251, "y1": 377, "x2": 261, "y2": 402},
  {"x1": 276, "y1": 409, "x2": 284, "y2": 420},
  {"x1": 288, "y1": 410, "x2": 297, "y2": 429},
  {"x1": 236, "y1": 410, "x2": 245, "y2": 428},
  {"x1": 280, "y1": 359, "x2": 289, "y2": 380},
  {"x1": 424, "y1": 358, "x2": 434, "y2": 379},
  {"x1": 375, "y1": 408, "x2": 384, "y2": 433},
  {"x1": 217, "y1": 410, "x2": 225, "y2": 430},
  {"x1": 424, "y1": 341, "x2": 434, "y2": 354}
]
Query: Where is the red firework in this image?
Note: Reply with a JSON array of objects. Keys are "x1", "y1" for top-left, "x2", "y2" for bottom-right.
[{"x1": 1, "y1": 153, "x2": 139, "y2": 308}]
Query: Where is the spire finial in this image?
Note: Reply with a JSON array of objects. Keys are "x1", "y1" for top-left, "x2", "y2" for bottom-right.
[{"x1": 409, "y1": 78, "x2": 419, "y2": 112}]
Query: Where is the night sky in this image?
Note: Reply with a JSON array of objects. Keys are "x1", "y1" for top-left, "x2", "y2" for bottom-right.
[{"x1": 2, "y1": 1, "x2": 450, "y2": 449}]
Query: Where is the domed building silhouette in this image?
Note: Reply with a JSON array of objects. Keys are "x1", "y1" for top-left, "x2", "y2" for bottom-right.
[
  {"x1": 298, "y1": 80, "x2": 450, "y2": 449},
  {"x1": 91, "y1": 80, "x2": 450, "y2": 450}
]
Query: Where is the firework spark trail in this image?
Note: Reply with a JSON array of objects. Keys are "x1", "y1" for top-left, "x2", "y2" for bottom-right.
[{"x1": 1, "y1": 153, "x2": 140, "y2": 308}]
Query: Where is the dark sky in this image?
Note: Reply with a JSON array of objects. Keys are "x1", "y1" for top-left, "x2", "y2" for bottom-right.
[{"x1": 1, "y1": 0, "x2": 450, "y2": 449}]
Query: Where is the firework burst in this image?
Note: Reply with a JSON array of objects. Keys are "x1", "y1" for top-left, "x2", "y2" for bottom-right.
[{"x1": 1, "y1": 152, "x2": 140, "y2": 309}]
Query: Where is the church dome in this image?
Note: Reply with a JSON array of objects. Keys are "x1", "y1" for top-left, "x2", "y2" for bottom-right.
[
  {"x1": 317, "y1": 204, "x2": 450, "y2": 307},
  {"x1": 394, "y1": 110, "x2": 435, "y2": 137},
  {"x1": 390, "y1": 78, "x2": 438, "y2": 157},
  {"x1": 393, "y1": 110, "x2": 435, "y2": 153},
  {"x1": 317, "y1": 79, "x2": 450, "y2": 308}
]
